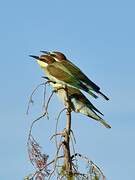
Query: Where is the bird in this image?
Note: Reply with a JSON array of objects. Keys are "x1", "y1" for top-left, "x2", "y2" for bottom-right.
[
  {"x1": 30, "y1": 54, "x2": 99, "y2": 99},
  {"x1": 47, "y1": 80, "x2": 111, "y2": 129},
  {"x1": 41, "y1": 51, "x2": 109, "y2": 101}
]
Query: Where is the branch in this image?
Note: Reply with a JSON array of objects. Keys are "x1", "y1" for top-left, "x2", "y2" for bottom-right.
[{"x1": 62, "y1": 86, "x2": 73, "y2": 177}]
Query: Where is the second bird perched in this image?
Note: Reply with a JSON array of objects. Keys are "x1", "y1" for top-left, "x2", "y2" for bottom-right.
[
  {"x1": 48, "y1": 81, "x2": 111, "y2": 129},
  {"x1": 30, "y1": 51, "x2": 109, "y2": 100}
]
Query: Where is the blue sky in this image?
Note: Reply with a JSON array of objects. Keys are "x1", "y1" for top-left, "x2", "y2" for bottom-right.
[{"x1": 0, "y1": 0, "x2": 135, "y2": 179}]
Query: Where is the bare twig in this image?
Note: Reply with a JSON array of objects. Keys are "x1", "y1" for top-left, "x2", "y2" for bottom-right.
[
  {"x1": 48, "y1": 142, "x2": 63, "y2": 180},
  {"x1": 71, "y1": 153, "x2": 106, "y2": 180},
  {"x1": 42, "y1": 82, "x2": 47, "y2": 109},
  {"x1": 26, "y1": 82, "x2": 47, "y2": 115},
  {"x1": 54, "y1": 108, "x2": 66, "y2": 147},
  {"x1": 27, "y1": 89, "x2": 56, "y2": 144},
  {"x1": 50, "y1": 132, "x2": 64, "y2": 141}
]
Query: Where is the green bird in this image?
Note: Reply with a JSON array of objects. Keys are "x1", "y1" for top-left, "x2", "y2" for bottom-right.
[
  {"x1": 48, "y1": 80, "x2": 111, "y2": 128},
  {"x1": 41, "y1": 51, "x2": 109, "y2": 101},
  {"x1": 30, "y1": 54, "x2": 98, "y2": 99}
]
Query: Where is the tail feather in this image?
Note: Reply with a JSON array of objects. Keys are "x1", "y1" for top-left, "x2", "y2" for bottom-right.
[
  {"x1": 99, "y1": 118, "x2": 111, "y2": 129},
  {"x1": 86, "y1": 99, "x2": 104, "y2": 116},
  {"x1": 79, "y1": 82, "x2": 98, "y2": 99},
  {"x1": 88, "y1": 90, "x2": 98, "y2": 99},
  {"x1": 90, "y1": 105, "x2": 104, "y2": 116},
  {"x1": 87, "y1": 111, "x2": 111, "y2": 129},
  {"x1": 98, "y1": 91, "x2": 109, "y2": 101}
]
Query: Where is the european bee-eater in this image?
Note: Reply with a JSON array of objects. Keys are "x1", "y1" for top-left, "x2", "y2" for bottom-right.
[
  {"x1": 41, "y1": 51, "x2": 109, "y2": 101},
  {"x1": 48, "y1": 81, "x2": 111, "y2": 129},
  {"x1": 30, "y1": 54, "x2": 98, "y2": 99}
]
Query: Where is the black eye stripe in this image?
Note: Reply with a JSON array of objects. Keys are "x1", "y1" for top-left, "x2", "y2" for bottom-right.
[{"x1": 51, "y1": 54, "x2": 56, "y2": 57}]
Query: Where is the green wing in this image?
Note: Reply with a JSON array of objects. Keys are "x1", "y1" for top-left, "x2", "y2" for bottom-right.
[
  {"x1": 47, "y1": 62, "x2": 99, "y2": 99},
  {"x1": 70, "y1": 92, "x2": 103, "y2": 115},
  {"x1": 47, "y1": 56, "x2": 109, "y2": 100},
  {"x1": 47, "y1": 63, "x2": 82, "y2": 88},
  {"x1": 61, "y1": 60, "x2": 100, "y2": 91}
]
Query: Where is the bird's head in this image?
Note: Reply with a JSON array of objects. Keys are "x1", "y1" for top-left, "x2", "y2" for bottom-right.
[
  {"x1": 40, "y1": 51, "x2": 67, "y2": 62},
  {"x1": 30, "y1": 54, "x2": 55, "y2": 68}
]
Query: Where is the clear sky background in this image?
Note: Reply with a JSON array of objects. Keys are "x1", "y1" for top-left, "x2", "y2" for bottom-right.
[{"x1": 0, "y1": 0, "x2": 135, "y2": 179}]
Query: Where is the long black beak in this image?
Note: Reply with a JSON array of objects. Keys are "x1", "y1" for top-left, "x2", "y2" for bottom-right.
[
  {"x1": 29, "y1": 55, "x2": 39, "y2": 59},
  {"x1": 40, "y1": 50, "x2": 50, "y2": 54}
]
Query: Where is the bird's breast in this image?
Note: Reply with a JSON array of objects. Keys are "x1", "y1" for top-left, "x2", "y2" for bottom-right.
[{"x1": 71, "y1": 98, "x2": 85, "y2": 112}]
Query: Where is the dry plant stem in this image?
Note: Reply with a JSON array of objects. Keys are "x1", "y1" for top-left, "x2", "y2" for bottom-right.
[
  {"x1": 71, "y1": 153, "x2": 106, "y2": 180},
  {"x1": 54, "y1": 108, "x2": 66, "y2": 148},
  {"x1": 62, "y1": 86, "x2": 73, "y2": 176},
  {"x1": 48, "y1": 143, "x2": 63, "y2": 180},
  {"x1": 27, "y1": 90, "x2": 55, "y2": 148},
  {"x1": 26, "y1": 83, "x2": 46, "y2": 115}
]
